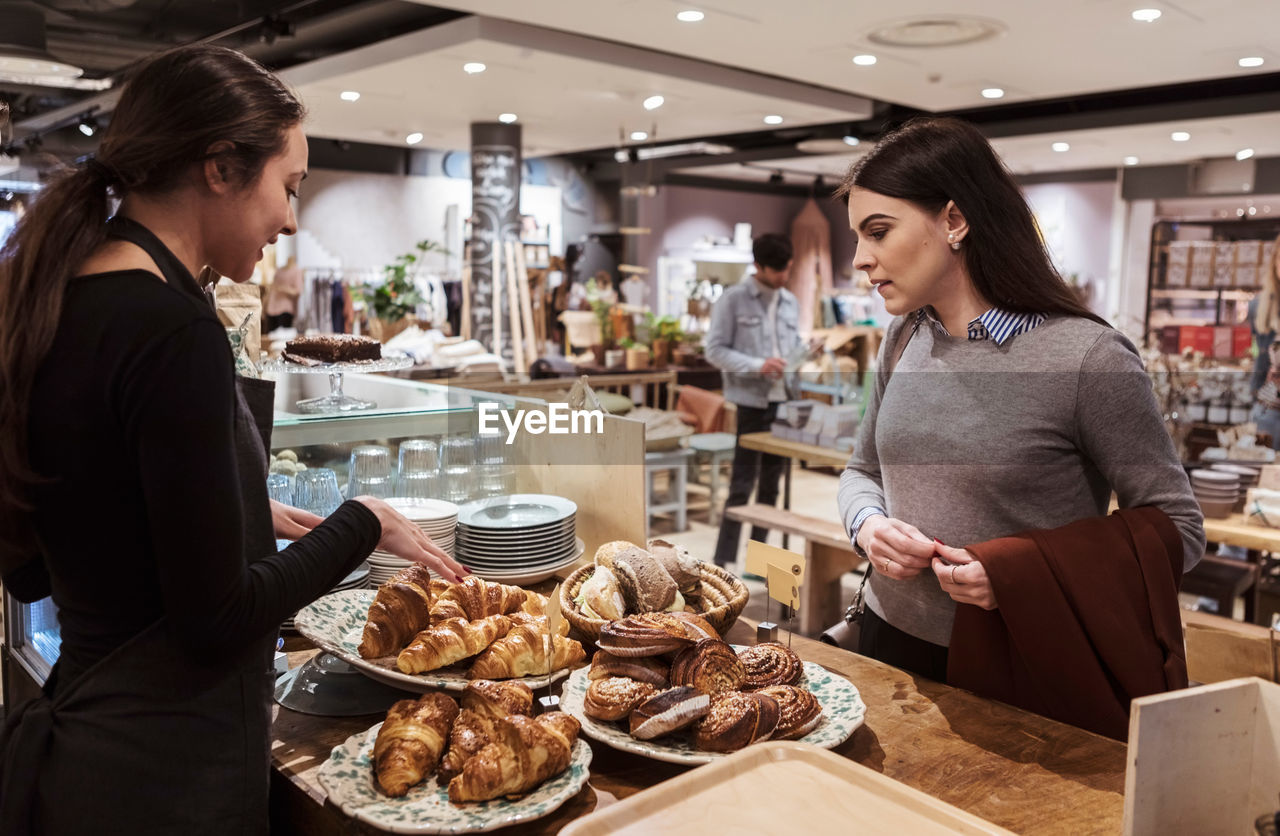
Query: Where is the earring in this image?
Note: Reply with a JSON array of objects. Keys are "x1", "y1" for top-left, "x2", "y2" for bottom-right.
[{"x1": 951, "y1": 240, "x2": 961, "y2": 251}]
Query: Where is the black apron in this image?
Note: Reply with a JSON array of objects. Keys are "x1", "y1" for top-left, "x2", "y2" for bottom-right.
[{"x1": 0, "y1": 218, "x2": 280, "y2": 835}]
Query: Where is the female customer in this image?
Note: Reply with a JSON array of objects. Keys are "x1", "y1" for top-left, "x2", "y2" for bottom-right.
[
  {"x1": 836, "y1": 117, "x2": 1204, "y2": 682},
  {"x1": 0, "y1": 45, "x2": 465, "y2": 834}
]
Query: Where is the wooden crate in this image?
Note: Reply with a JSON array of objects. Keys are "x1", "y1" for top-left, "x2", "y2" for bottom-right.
[{"x1": 1124, "y1": 677, "x2": 1280, "y2": 835}]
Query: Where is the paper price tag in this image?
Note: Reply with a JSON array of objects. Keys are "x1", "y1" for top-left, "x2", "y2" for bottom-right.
[
  {"x1": 745, "y1": 540, "x2": 806, "y2": 586},
  {"x1": 766, "y1": 564, "x2": 799, "y2": 610},
  {"x1": 545, "y1": 583, "x2": 563, "y2": 667}
]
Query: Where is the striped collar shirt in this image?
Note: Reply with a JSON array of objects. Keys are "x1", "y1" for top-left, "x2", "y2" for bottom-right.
[{"x1": 915, "y1": 307, "x2": 1047, "y2": 346}]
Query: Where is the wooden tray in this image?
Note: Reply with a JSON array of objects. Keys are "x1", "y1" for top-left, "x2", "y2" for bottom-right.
[{"x1": 560, "y1": 741, "x2": 1014, "y2": 835}]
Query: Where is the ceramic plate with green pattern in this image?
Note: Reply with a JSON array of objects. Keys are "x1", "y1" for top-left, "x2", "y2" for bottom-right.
[
  {"x1": 560, "y1": 649, "x2": 864, "y2": 765},
  {"x1": 319, "y1": 721, "x2": 592, "y2": 833},
  {"x1": 295, "y1": 589, "x2": 575, "y2": 693}
]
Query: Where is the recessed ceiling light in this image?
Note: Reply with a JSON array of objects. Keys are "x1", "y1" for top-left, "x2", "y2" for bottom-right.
[
  {"x1": 1052, "y1": 141, "x2": 1070, "y2": 152},
  {"x1": 498, "y1": 113, "x2": 518, "y2": 124},
  {"x1": 852, "y1": 54, "x2": 877, "y2": 66},
  {"x1": 1171, "y1": 131, "x2": 1191, "y2": 142},
  {"x1": 1237, "y1": 147, "x2": 1256, "y2": 161},
  {"x1": 614, "y1": 149, "x2": 630, "y2": 163},
  {"x1": 763, "y1": 114, "x2": 784, "y2": 125},
  {"x1": 1131, "y1": 8, "x2": 1162, "y2": 22},
  {"x1": 643, "y1": 95, "x2": 665, "y2": 111},
  {"x1": 339, "y1": 91, "x2": 360, "y2": 102},
  {"x1": 981, "y1": 87, "x2": 1004, "y2": 99},
  {"x1": 676, "y1": 10, "x2": 704, "y2": 22},
  {"x1": 843, "y1": 135, "x2": 860, "y2": 146},
  {"x1": 405, "y1": 132, "x2": 424, "y2": 145},
  {"x1": 463, "y1": 62, "x2": 486, "y2": 74},
  {"x1": 1239, "y1": 56, "x2": 1265, "y2": 68},
  {"x1": 1124, "y1": 156, "x2": 1140, "y2": 166},
  {"x1": 630, "y1": 131, "x2": 648, "y2": 141}
]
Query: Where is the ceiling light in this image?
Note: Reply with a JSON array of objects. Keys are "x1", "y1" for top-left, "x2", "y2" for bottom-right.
[
  {"x1": 1239, "y1": 56, "x2": 1265, "y2": 68},
  {"x1": 981, "y1": 87, "x2": 1004, "y2": 99},
  {"x1": 463, "y1": 62, "x2": 486, "y2": 74},
  {"x1": 1052, "y1": 142, "x2": 1070, "y2": 152},
  {"x1": 630, "y1": 131, "x2": 648, "y2": 141},
  {"x1": 405, "y1": 132, "x2": 424, "y2": 145},
  {"x1": 843, "y1": 135, "x2": 860, "y2": 146},
  {"x1": 1171, "y1": 131, "x2": 1190, "y2": 142},
  {"x1": 339, "y1": 91, "x2": 360, "y2": 102},
  {"x1": 643, "y1": 95, "x2": 665, "y2": 111},
  {"x1": 868, "y1": 16, "x2": 1005, "y2": 47},
  {"x1": 0, "y1": 4, "x2": 82, "y2": 79},
  {"x1": 1237, "y1": 147, "x2": 1256, "y2": 161},
  {"x1": 1124, "y1": 156, "x2": 1140, "y2": 166},
  {"x1": 498, "y1": 113, "x2": 518, "y2": 124},
  {"x1": 852, "y1": 54, "x2": 877, "y2": 66},
  {"x1": 635, "y1": 141, "x2": 733, "y2": 160},
  {"x1": 763, "y1": 114, "x2": 784, "y2": 125},
  {"x1": 676, "y1": 10, "x2": 704, "y2": 22},
  {"x1": 77, "y1": 116, "x2": 97, "y2": 137},
  {"x1": 614, "y1": 149, "x2": 632, "y2": 163},
  {"x1": 1131, "y1": 8, "x2": 1162, "y2": 22}
]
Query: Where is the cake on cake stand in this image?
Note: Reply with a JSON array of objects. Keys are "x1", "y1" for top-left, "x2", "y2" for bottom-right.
[{"x1": 263, "y1": 352, "x2": 413, "y2": 414}]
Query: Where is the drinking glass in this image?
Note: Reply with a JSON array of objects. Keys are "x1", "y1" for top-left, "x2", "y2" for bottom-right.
[
  {"x1": 293, "y1": 468, "x2": 342, "y2": 517},
  {"x1": 474, "y1": 433, "x2": 515, "y2": 498},
  {"x1": 348, "y1": 445, "x2": 392, "y2": 499},
  {"x1": 439, "y1": 435, "x2": 476, "y2": 503},
  {"x1": 266, "y1": 473, "x2": 293, "y2": 506},
  {"x1": 396, "y1": 438, "x2": 440, "y2": 500}
]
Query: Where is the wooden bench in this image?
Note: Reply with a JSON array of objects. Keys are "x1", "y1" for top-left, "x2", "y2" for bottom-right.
[{"x1": 723, "y1": 503, "x2": 863, "y2": 636}]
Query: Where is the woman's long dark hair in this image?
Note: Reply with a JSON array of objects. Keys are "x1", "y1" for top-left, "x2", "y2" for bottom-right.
[
  {"x1": 838, "y1": 116, "x2": 1107, "y2": 326},
  {"x1": 0, "y1": 44, "x2": 304, "y2": 561}
]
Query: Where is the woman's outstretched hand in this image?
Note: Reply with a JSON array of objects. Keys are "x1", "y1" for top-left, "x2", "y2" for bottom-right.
[
  {"x1": 353, "y1": 496, "x2": 469, "y2": 582},
  {"x1": 932, "y1": 542, "x2": 997, "y2": 610}
]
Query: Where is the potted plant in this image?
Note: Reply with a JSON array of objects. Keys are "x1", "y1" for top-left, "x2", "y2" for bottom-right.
[
  {"x1": 620, "y1": 336, "x2": 651, "y2": 370},
  {"x1": 644, "y1": 313, "x2": 683, "y2": 368},
  {"x1": 358, "y1": 240, "x2": 446, "y2": 343},
  {"x1": 586, "y1": 276, "x2": 615, "y2": 366}
]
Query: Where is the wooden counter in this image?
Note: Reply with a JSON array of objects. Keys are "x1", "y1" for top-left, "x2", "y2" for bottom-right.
[
  {"x1": 737, "y1": 430, "x2": 851, "y2": 469},
  {"x1": 269, "y1": 622, "x2": 1126, "y2": 835}
]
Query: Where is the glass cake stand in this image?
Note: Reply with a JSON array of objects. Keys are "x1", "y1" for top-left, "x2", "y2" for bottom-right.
[{"x1": 263, "y1": 351, "x2": 413, "y2": 414}]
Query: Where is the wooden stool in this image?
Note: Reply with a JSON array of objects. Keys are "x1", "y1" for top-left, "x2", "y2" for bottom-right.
[{"x1": 687, "y1": 432, "x2": 736, "y2": 524}]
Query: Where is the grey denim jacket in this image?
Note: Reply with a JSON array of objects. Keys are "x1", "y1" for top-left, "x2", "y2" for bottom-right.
[{"x1": 704, "y1": 279, "x2": 801, "y2": 409}]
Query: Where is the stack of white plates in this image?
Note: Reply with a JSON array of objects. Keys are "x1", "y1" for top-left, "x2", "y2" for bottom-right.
[
  {"x1": 1210, "y1": 462, "x2": 1261, "y2": 491},
  {"x1": 455, "y1": 494, "x2": 583, "y2": 586},
  {"x1": 366, "y1": 497, "x2": 459, "y2": 585},
  {"x1": 1190, "y1": 469, "x2": 1240, "y2": 519},
  {"x1": 282, "y1": 560, "x2": 370, "y2": 631}
]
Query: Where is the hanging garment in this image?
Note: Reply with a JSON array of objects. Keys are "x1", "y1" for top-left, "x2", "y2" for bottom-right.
[{"x1": 789, "y1": 198, "x2": 833, "y2": 334}]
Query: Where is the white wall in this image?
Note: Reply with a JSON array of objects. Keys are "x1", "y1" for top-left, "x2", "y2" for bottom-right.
[
  {"x1": 1023, "y1": 180, "x2": 1117, "y2": 292},
  {"x1": 296, "y1": 169, "x2": 562, "y2": 277}
]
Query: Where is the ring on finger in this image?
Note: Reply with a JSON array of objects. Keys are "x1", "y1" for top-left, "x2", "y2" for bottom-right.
[
  {"x1": 882, "y1": 557, "x2": 892, "y2": 571},
  {"x1": 950, "y1": 564, "x2": 958, "y2": 585}
]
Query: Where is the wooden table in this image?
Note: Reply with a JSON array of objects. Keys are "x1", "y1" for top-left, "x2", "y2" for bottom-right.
[
  {"x1": 737, "y1": 431, "x2": 849, "y2": 550},
  {"x1": 269, "y1": 622, "x2": 1126, "y2": 835}
]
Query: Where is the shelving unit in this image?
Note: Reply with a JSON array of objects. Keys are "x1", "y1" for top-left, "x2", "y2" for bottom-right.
[{"x1": 1143, "y1": 218, "x2": 1280, "y2": 346}]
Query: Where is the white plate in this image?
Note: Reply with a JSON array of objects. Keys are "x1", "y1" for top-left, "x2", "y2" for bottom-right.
[
  {"x1": 559, "y1": 651, "x2": 865, "y2": 766},
  {"x1": 457, "y1": 494, "x2": 577, "y2": 529},
  {"x1": 466, "y1": 544, "x2": 585, "y2": 586},
  {"x1": 385, "y1": 497, "x2": 460, "y2": 522},
  {"x1": 457, "y1": 515, "x2": 575, "y2": 534},
  {"x1": 457, "y1": 542, "x2": 578, "y2": 562},
  {"x1": 319, "y1": 722, "x2": 592, "y2": 834},
  {"x1": 456, "y1": 530, "x2": 575, "y2": 550},
  {"x1": 459, "y1": 550, "x2": 581, "y2": 571},
  {"x1": 294, "y1": 588, "x2": 578, "y2": 692}
]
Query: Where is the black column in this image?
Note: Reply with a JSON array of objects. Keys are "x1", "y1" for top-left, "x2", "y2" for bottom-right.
[{"x1": 469, "y1": 123, "x2": 522, "y2": 359}]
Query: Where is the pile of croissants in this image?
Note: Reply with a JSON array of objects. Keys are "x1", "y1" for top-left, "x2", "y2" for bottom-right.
[
  {"x1": 373, "y1": 679, "x2": 581, "y2": 803},
  {"x1": 583, "y1": 612, "x2": 824, "y2": 753},
  {"x1": 358, "y1": 565, "x2": 585, "y2": 679}
]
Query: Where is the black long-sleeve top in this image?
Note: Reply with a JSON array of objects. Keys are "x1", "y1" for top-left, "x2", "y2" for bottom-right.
[{"x1": 22, "y1": 268, "x2": 380, "y2": 684}]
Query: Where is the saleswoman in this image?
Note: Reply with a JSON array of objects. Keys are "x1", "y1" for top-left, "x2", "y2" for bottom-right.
[
  {"x1": 836, "y1": 117, "x2": 1204, "y2": 681},
  {"x1": 0, "y1": 45, "x2": 466, "y2": 835}
]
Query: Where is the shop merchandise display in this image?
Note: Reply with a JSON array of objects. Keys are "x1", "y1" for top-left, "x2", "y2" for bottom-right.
[{"x1": 284, "y1": 332, "x2": 382, "y2": 364}]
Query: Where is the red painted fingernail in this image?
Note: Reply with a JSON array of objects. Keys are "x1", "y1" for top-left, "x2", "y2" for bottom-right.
[{"x1": 933, "y1": 538, "x2": 947, "y2": 546}]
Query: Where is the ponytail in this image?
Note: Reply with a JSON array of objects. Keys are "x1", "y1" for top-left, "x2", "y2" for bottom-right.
[{"x1": 0, "y1": 162, "x2": 114, "y2": 560}]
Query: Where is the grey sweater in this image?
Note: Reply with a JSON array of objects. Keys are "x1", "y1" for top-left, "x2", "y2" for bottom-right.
[{"x1": 837, "y1": 314, "x2": 1205, "y2": 647}]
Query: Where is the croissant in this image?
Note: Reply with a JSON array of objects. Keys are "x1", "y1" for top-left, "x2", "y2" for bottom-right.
[
  {"x1": 373, "y1": 692, "x2": 459, "y2": 797},
  {"x1": 396, "y1": 615, "x2": 512, "y2": 674},
  {"x1": 509, "y1": 610, "x2": 570, "y2": 638},
  {"x1": 462, "y1": 679, "x2": 534, "y2": 718},
  {"x1": 439, "y1": 708, "x2": 503, "y2": 779},
  {"x1": 447, "y1": 711, "x2": 581, "y2": 803},
  {"x1": 358, "y1": 564, "x2": 438, "y2": 659},
  {"x1": 431, "y1": 576, "x2": 527, "y2": 623},
  {"x1": 465, "y1": 622, "x2": 585, "y2": 680},
  {"x1": 520, "y1": 591, "x2": 549, "y2": 617}
]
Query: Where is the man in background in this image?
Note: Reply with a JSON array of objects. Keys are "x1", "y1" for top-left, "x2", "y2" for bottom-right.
[{"x1": 705, "y1": 233, "x2": 800, "y2": 568}]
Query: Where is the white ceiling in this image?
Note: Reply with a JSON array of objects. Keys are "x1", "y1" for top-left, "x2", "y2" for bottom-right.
[
  {"x1": 420, "y1": 0, "x2": 1280, "y2": 111},
  {"x1": 283, "y1": 16, "x2": 868, "y2": 157},
  {"x1": 683, "y1": 111, "x2": 1280, "y2": 185}
]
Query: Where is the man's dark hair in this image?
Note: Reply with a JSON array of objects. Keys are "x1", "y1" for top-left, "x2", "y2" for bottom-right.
[{"x1": 752, "y1": 233, "x2": 793, "y2": 271}]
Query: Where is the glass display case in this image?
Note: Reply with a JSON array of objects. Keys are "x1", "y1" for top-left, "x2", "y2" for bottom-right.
[{"x1": 3, "y1": 372, "x2": 645, "y2": 701}]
